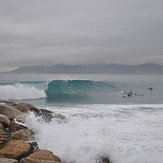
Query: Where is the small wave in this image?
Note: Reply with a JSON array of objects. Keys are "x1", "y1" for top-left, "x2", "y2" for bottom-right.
[{"x1": 0, "y1": 83, "x2": 47, "y2": 100}]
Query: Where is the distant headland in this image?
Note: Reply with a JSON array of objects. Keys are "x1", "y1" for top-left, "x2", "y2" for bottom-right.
[{"x1": 8, "y1": 63, "x2": 163, "y2": 74}]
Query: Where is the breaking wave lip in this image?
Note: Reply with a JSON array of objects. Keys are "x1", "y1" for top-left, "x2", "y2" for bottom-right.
[{"x1": 0, "y1": 83, "x2": 47, "y2": 100}]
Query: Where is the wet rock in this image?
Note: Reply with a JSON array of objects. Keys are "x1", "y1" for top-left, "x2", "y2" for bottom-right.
[
  {"x1": 9, "y1": 121, "x2": 28, "y2": 132},
  {"x1": 11, "y1": 129, "x2": 33, "y2": 141},
  {"x1": 15, "y1": 103, "x2": 29, "y2": 113},
  {"x1": 20, "y1": 103, "x2": 40, "y2": 114},
  {"x1": 40, "y1": 109, "x2": 53, "y2": 119},
  {"x1": 0, "y1": 101, "x2": 17, "y2": 107},
  {"x1": 16, "y1": 103, "x2": 55, "y2": 122},
  {"x1": 0, "y1": 140, "x2": 37, "y2": 160},
  {"x1": 96, "y1": 156, "x2": 111, "y2": 163},
  {"x1": 0, "y1": 114, "x2": 10, "y2": 128},
  {"x1": 38, "y1": 161, "x2": 61, "y2": 163},
  {"x1": 0, "y1": 101, "x2": 66, "y2": 163},
  {"x1": 0, "y1": 158, "x2": 18, "y2": 163},
  {"x1": 20, "y1": 160, "x2": 61, "y2": 163},
  {"x1": 0, "y1": 123, "x2": 4, "y2": 131},
  {"x1": 20, "y1": 150, "x2": 61, "y2": 163},
  {"x1": 16, "y1": 103, "x2": 49, "y2": 119},
  {"x1": 53, "y1": 113, "x2": 66, "y2": 120},
  {"x1": 0, "y1": 130, "x2": 12, "y2": 145},
  {"x1": 0, "y1": 104, "x2": 23, "y2": 120},
  {"x1": 15, "y1": 103, "x2": 66, "y2": 123},
  {"x1": 19, "y1": 159, "x2": 37, "y2": 163}
]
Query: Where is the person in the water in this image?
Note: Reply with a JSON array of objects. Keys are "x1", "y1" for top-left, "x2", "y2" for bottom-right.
[
  {"x1": 127, "y1": 91, "x2": 133, "y2": 97},
  {"x1": 148, "y1": 87, "x2": 154, "y2": 91}
]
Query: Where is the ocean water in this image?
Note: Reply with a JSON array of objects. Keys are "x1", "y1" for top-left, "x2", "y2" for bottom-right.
[{"x1": 0, "y1": 73, "x2": 163, "y2": 163}]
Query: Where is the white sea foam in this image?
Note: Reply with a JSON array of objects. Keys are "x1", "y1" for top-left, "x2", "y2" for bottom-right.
[
  {"x1": 24, "y1": 104, "x2": 163, "y2": 163},
  {"x1": 0, "y1": 83, "x2": 47, "y2": 100}
]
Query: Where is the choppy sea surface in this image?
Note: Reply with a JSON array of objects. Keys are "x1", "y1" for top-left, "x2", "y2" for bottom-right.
[{"x1": 0, "y1": 73, "x2": 163, "y2": 163}]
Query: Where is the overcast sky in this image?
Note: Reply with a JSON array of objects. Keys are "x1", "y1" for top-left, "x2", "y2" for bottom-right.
[{"x1": 0, "y1": 0, "x2": 163, "y2": 71}]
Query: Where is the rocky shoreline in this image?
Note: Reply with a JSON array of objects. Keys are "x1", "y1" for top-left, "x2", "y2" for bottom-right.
[{"x1": 0, "y1": 101, "x2": 110, "y2": 163}]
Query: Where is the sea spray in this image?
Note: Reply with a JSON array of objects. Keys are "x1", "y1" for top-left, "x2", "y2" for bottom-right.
[
  {"x1": 23, "y1": 104, "x2": 163, "y2": 163},
  {"x1": 0, "y1": 83, "x2": 47, "y2": 100}
]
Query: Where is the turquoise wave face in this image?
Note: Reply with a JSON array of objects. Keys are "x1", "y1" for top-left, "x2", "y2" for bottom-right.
[
  {"x1": 46, "y1": 80, "x2": 119, "y2": 94},
  {"x1": 1, "y1": 80, "x2": 120, "y2": 102},
  {"x1": 45, "y1": 80, "x2": 126, "y2": 103},
  {"x1": 43, "y1": 79, "x2": 163, "y2": 104}
]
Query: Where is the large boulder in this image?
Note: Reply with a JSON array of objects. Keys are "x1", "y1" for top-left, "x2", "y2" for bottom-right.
[
  {"x1": 40, "y1": 109, "x2": 53, "y2": 119},
  {"x1": 15, "y1": 103, "x2": 54, "y2": 122},
  {"x1": 0, "y1": 114, "x2": 10, "y2": 128},
  {"x1": 11, "y1": 129, "x2": 33, "y2": 141},
  {"x1": 15, "y1": 104, "x2": 30, "y2": 113},
  {"x1": 0, "y1": 123, "x2": 4, "y2": 130},
  {"x1": 0, "y1": 158, "x2": 18, "y2": 163},
  {"x1": 0, "y1": 101, "x2": 17, "y2": 107},
  {"x1": 9, "y1": 121, "x2": 28, "y2": 132},
  {"x1": 17, "y1": 103, "x2": 40, "y2": 114},
  {"x1": 20, "y1": 150, "x2": 61, "y2": 163},
  {"x1": 0, "y1": 140, "x2": 37, "y2": 160},
  {"x1": 0, "y1": 104, "x2": 23, "y2": 120},
  {"x1": 0, "y1": 130, "x2": 12, "y2": 145}
]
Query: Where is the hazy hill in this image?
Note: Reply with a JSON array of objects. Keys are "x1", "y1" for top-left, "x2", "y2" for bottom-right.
[
  {"x1": 10, "y1": 65, "x2": 51, "y2": 73},
  {"x1": 10, "y1": 63, "x2": 163, "y2": 74}
]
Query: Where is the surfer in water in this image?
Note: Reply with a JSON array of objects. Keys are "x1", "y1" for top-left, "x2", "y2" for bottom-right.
[
  {"x1": 148, "y1": 87, "x2": 154, "y2": 91},
  {"x1": 127, "y1": 91, "x2": 133, "y2": 97},
  {"x1": 123, "y1": 91, "x2": 133, "y2": 98}
]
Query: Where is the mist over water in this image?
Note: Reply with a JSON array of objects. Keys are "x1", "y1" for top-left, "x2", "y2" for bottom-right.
[{"x1": 1, "y1": 73, "x2": 163, "y2": 162}]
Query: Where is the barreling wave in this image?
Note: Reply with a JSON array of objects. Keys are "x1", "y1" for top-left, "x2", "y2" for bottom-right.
[
  {"x1": 0, "y1": 79, "x2": 158, "y2": 103},
  {"x1": 46, "y1": 80, "x2": 119, "y2": 95},
  {"x1": 0, "y1": 80, "x2": 121, "y2": 101},
  {"x1": 45, "y1": 80, "x2": 121, "y2": 102}
]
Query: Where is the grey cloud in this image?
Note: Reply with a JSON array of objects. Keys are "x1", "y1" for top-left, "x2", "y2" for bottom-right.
[{"x1": 0, "y1": 0, "x2": 163, "y2": 67}]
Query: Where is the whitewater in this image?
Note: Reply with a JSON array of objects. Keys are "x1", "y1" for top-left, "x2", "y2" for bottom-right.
[{"x1": 0, "y1": 73, "x2": 163, "y2": 163}]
